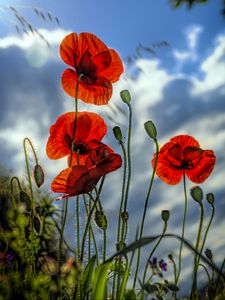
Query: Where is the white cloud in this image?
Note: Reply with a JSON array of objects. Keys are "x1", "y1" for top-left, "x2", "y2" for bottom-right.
[
  {"x1": 0, "y1": 28, "x2": 70, "y2": 67},
  {"x1": 186, "y1": 25, "x2": 203, "y2": 49},
  {"x1": 191, "y1": 35, "x2": 225, "y2": 95},
  {"x1": 172, "y1": 25, "x2": 203, "y2": 63}
]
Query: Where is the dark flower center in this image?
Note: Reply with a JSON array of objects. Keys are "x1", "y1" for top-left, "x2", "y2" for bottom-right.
[
  {"x1": 181, "y1": 160, "x2": 194, "y2": 169},
  {"x1": 65, "y1": 134, "x2": 89, "y2": 154}
]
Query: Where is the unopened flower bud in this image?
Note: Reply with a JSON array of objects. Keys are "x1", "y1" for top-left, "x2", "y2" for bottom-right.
[
  {"x1": 144, "y1": 121, "x2": 157, "y2": 140},
  {"x1": 94, "y1": 210, "x2": 108, "y2": 230},
  {"x1": 120, "y1": 90, "x2": 131, "y2": 104},
  {"x1": 190, "y1": 186, "x2": 203, "y2": 203},
  {"x1": 34, "y1": 164, "x2": 45, "y2": 188},
  {"x1": 206, "y1": 193, "x2": 215, "y2": 205},
  {"x1": 205, "y1": 248, "x2": 213, "y2": 260},
  {"x1": 20, "y1": 191, "x2": 31, "y2": 211},
  {"x1": 161, "y1": 210, "x2": 170, "y2": 222},
  {"x1": 113, "y1": 126, "x2": 123, "y2": 142}
]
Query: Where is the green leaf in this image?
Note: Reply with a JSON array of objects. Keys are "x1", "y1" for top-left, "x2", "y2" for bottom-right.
[
  {"x1": 81, "y1": 255, "x2": 96, "y2": 297},
  {"x1": 92, "y1": 261, "x2": 112, "y2": 300}
]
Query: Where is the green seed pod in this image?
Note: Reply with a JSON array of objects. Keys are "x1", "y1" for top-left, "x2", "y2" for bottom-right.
[
  {"x1": 20, "y1": 191, "x2": 31, "y2": 211},
  {"x1": 34, "y1": 164, "x2": 45, "y2": 188},
  {"x1": 190, "y1": 186, "x2": 203, "y2": 203},
  {"x1": 34, "y1": 216, "x2": 41, "y2": 234},
  {"x1": 94, "y1": 210, "x2": 108, "y2": 230},
  {"x1": 206, "y1": 193, "x2": 215, "y2": 205},
  {"x1": 120, "y1": 90, "x2": 131, "y2": 104},
  {"x1": 144, "y1": 121, "x2": 157, "y2": 140},
  {"x1": 161, "y1": 210, "x2": 170, "y2": 222},
  {"x1": 113, "y1": 126, "x2": 123, "y2": 142}
]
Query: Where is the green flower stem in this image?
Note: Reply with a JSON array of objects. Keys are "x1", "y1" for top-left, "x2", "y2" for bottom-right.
[
  {"x1": 80, "y1": 193, "x2": 99, "y2": 263},
  {"x1": 175, "y1": 172, "x2": 188, "y2": 288},
  {"x1": 83, "y1": 195, "x2": 99, "y2": 264},
  {"x1": 215, "y1": 258, "x2": 225, "y2": 295},
  {"x1": 121, "y1": 103, "x2": 132, "y2": 242},
  {"x1": 198, "y1": 203, "x2": 215, "y2": 266},
  {"x1": 88, "y1": 197, "x2": 91, "y2": 261},
  {"x1": 115, "y1": 103, "x2": 132, "y2": 299},
  {"x1": 76, "y1": 196, "x2": 80, "y2": 259},
  {"x1": 112, "y1": 142, "x2": 127, "y2": 300},
  {"x1": 199, "y1": 263, "x2": 211, "y2": 286},
  {"x1": 103, "y1": 229, "x2": 107, "y2": 262},
  {"x1": 58, "y1": 197, "x2": 68, "y2": 264},
  {"x1": 133, "y1": 138, "x2": 159, "y2": 288},
  {"x1": 59, "y1": 76, "x2": 81, "y2": 266},
  {"x1": 23, "y1": 137, "x2": 38, "y2": 274},
  {"x1": 191, "y1": 201, "x2": 204, "y2": 299},
  {"x1": 142, "y1": 220, "x2": 167, "y2": 283},
  {"x1": 171, "y1": 256, "x2": 177, "y2": 285}
]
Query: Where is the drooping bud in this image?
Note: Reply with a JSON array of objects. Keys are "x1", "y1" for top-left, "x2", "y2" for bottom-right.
[
  {"x1": 20, "y1": 191, "x2": 31, "y2": 211},
  {"x1": 94, "y1": 210, "x2": 108, "y2": 230},
  {"x1": 161, "y1": 210, "x2": 170, "y2": 222},
  {"x1": 34, "y1": 216, "x2": 41, "y2": 234},
  {"x1": 120, "y1": 90, "x2": 131, "y2": 104},
  {"x1": 144, "y1": 121, "x2": 157, "y2": 140},
  {"x1": 190, "y1": 186, "x2": 203, "y2": 203},
  {"x1": 34, "y1": 164, "x2": 45, "y2": 188},
  {"x1": 206, "y1": 193, "x2": 215, "y2": 205},
  {"x1": 113, "y1": 126, "x2": 123, "y2": 142}
]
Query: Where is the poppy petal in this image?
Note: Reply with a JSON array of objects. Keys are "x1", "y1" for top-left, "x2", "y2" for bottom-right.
[
  {"x1": 78, "y1": 32, "x2": 109, "y2": 60},
  {"x1": 96, "y1": 153, "x2": 122, "y2": 176},
  {"x1": 91, "y1": 50, "x2": 112, "y2": 73},
  {"x1": 73, "y1": 113, "x2": 92, "y2": 141},
  {"x1": 186, "y1": 150, "x2": 216, "y2": 183},
  {"x1": 68, "y1": 141, "x2": 113, "y2": 167},
  {"x1": 152, "y1": 153, "x2": 183, "y2": 185},
  {"x1": 62, "y1": 69, "x2": 112, "y2": 104},
  {"x1": 97, "y1": 49, "x2": 124, "y2": 83},
  {"x1": 170, "y1": 135, "x2": 200, "y2": 149},
  {"x1": 51, "y1": 165, "x2": 99, "y2": 197},
  {"x1": 183, "y1": 146, "x2": 203, "y2": 161},
  {"x1": 46, "y1": 112, "x2": 76, "y2": 159},
  {"x1": 60, "y1": 32, "x2": 79, "y2": 68}
]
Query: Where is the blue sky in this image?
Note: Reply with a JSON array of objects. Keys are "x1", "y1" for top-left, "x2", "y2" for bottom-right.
[{"x1": 0, "y1": 0, "x2": 225, "y2": 296}]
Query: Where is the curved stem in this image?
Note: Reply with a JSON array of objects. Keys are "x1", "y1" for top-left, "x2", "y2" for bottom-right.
[
  {"x1": 175, "y1": 172, "x2": 188, "y2": 287},
  {"x1": 215, "y1": 258, "x2": 225, "y2": 295},
  {"x1": 23, "y1": 137, "x2": 37, "y2": 274},
  {"x1": 142, "y1": 221, "x2": 167, "y2": 283},
  {"x1": 198, "y1": 203, "x2": 214, "y2": 266},
  {"x1": 133, "y1": 138, "x2": 159, "y2": 288},
  {"x1": 199, "y1": 263, "x2": 211, "y2": 286},
  {"x1": 191, "y1": 201, "x2": 204, "y2": 299}
]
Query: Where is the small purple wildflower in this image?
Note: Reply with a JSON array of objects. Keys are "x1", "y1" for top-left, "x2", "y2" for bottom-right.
[
  {"x1": 159, "y1": 259, "x2": 167, "y2": 272},
  {"x1": 149, "y1": 257, "x2": 157, "y2": 268},
  {"x1": 6, "y1": 253, "x2": 14, "y2": 261}
]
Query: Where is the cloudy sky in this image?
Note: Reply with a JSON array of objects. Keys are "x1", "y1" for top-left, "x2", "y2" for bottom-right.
[{"x1": 0, "y1": 0, "x2": 225, "y2": 296}]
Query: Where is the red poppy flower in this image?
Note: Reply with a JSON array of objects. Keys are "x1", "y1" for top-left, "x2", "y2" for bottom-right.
[
  {"x1": 60, "y1": 32, "x2": 124, "y2": 105},
  {"x1": 152, "y1": 135, "x2": 216, "y2": 185},
  {"x1": 46, "y1": 111, "x2": 112, "y2": 166},
  {"x1": 51, "y1": 146, "x2": 122, "y2": 198}
]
